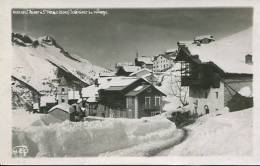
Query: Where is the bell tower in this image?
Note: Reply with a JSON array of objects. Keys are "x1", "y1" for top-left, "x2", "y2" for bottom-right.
[{"x1": 57, "y1": 76, "x2": 69, "y2": 104}]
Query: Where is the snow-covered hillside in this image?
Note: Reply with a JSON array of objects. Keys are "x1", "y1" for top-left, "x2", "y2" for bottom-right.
[
  {"x1": 12, "y1": 33, "x2": 110, "y2": 92},
  {"x1": 159, "y1": 108, "x2": 253, "y2": 156}
]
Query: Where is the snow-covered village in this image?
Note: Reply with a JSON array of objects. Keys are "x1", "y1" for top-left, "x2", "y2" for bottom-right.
[{"x1": 10, "y1": 8, "x2": 254, "y2": 158}]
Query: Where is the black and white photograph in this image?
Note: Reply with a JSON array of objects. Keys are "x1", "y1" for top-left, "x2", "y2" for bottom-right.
[{"x1": 0, "y1": 0, "x2": 260, "y2": 165}]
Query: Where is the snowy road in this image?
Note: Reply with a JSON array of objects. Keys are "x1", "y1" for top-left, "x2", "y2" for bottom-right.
[
  {"x1": 156, "y1": 128, "x2": 189, "y2": 156},
  {"x1": 100, "y1": 128, "x2": 186, "y2": 157}
]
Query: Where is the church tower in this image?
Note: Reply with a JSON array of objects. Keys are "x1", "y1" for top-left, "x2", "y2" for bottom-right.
[{"x1": 57, "y1": 77, "x2": 69, "y2": 104}]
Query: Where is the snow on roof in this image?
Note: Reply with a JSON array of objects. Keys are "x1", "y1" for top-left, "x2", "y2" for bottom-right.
[
  {"x1": 116, "y1": 62, "x2": 134, "y2": 67},
  {"x1": 82, "y1": 77, "x2": 140, "y2": 97},
  {"x1": 48, "y1": 103, "x2": 71, "y2": 113},
  {"x1": 185, "y1": 28, "x2": 252, "y2": 74},
  {"x1": 100, "y1": 77, "x2": 139, "y2": 87},
  {"x1": 177, "y1": 41, "x2": 194, "y2": 46},
  {"x1": 86, "y1": 96, "x2": 97, "y2": 103},
  {"x1": 125, "y1": 85, "x2": 150, "y2": 96},
  {"x1": 165, "y1": 48, "x2": 177, "y2": 53},
  {"x1": 154, "y1": 53, "x2": 175, "y2": 62},
  {"x1": 162, "y1": 53, "x2": 176, "y2": 60},
  {"x1": 40, "y1": 95, "x2": 56, "y2": 107},
  {"x1": 136, "y1": 56, "x2": 153, "y2": 64},
  {"x1": 129, "y1": 68, "x2": 152, "y2": 76},
  {"x1": 194, "y1": 35, "x2": 214, "y2": 41},
  {"x1": 133, "y1": 85, "x2": 144, "y2": 91},
  {"x1": 122, "y1": 66, "x2": 141, "y2": 73},
  {"x1": 68, "y1": 90, "x2": 80, "y2": 100},
  {"x1": 126, "y1": 84, "x2": 166, "y2": 96},
  {"x1": 99, "y1": 72, "x2": 116, "y2": 77}
]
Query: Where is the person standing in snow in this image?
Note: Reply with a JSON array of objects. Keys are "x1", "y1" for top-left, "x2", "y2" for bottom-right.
[{"x1": 204, "y1": 105, "x2": 210, "y2": 114}]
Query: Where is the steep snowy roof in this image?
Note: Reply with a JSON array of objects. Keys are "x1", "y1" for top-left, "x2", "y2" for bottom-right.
[
  {"x1": 185, "y1": 28, "x2": 252, "y2": 74},
  {"x1": 136, "y1": 56, "x2": 153, "y2": 65},
  {"x1": 122, "y1": 66, "x2": 141, "y2": 73}
]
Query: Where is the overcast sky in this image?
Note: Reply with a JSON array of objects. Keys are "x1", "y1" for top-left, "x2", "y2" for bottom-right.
[{"x1": 12, "y1": 8, "x2": 253, "y2": 69}]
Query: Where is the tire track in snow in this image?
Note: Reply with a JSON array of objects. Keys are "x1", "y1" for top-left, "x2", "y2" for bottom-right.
[
  {"x1": 100, "y1": 129, "x2": 188, "y2": 157},
  {"x1": 154, "y1": 128, "x2": 190, "y2": 156}
]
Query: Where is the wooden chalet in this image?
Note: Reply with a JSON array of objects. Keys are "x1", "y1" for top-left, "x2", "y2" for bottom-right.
[{"x1": 82, "y1": 77, "x2": 166, "y2": 118}]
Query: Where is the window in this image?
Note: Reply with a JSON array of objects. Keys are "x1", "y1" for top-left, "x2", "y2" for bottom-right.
[
  {"x1": 151, "y1": 111, "x2": 160, "y2": 116},
  {"x1": 61, "y1": 97, "x2": 65, "y2": 103},
  {"x1": 126, "y1": 97, "x2": 133, "y2": 108},
  {"x1": 61, "y1": 88, "x2": 65, "y2": 94},
  {"x1": 155, "y1": 96, "x2": 161, "y2": 106},
  {"x1": 215, "y1": 92, "x2": 219, "y2": 99},
  {"x1": 145, "y1": 97, "x2": 151, "y2": 108},
  {"x1": 181, "y1": 62, "x2": 190, "y2": 76}
]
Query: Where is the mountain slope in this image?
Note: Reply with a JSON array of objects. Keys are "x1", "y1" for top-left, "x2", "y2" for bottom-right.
[{"x1": 12, "y1": 33, "x2": 110, "y2": 93}]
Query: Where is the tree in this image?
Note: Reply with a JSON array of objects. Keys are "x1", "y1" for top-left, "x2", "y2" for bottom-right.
[{"x1": 169, "y1": 63, "x2": 189, "y2": 107}]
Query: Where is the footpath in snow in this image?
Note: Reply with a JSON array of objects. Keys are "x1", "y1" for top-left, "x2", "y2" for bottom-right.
[{"x1": 158, "y1": 108, "x2": 253, "y2": 156}]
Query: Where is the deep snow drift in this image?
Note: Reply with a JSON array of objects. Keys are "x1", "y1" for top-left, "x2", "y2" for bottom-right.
[
  {"x1": 159, "y1": 108, "x2": 253, "y2": 156},
  {"x1": 12, "y1": 110, "x2": 178, "y2": 157}
]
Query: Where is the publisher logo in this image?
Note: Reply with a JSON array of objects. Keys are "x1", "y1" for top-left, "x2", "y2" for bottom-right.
[{"x1": 12, "y1": 145, "x2": 29, "y2": 157}]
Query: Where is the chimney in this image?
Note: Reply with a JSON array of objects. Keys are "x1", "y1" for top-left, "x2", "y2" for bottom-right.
[{"x1": 245, "y1": 54, "x2": 253, "y2": 64}]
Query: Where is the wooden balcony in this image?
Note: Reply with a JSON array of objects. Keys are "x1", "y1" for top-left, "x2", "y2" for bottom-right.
[{"x1": 181, "y1": 76, "x2": 202, "y2": 86}]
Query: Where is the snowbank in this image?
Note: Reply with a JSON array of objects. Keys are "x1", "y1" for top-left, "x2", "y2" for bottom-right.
[
  {"x1": 12, "y1": 114, "x2": 177, "y2": 157},
  {"x1": 160, "y1": 108, "x2": 252, "y2": 156},
  {"x1": 100, "y1": 128, "x2": 184, "y2": 156},
  {"x1": 13, "y1": 109, "x2": 63, "y2": 129}
]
